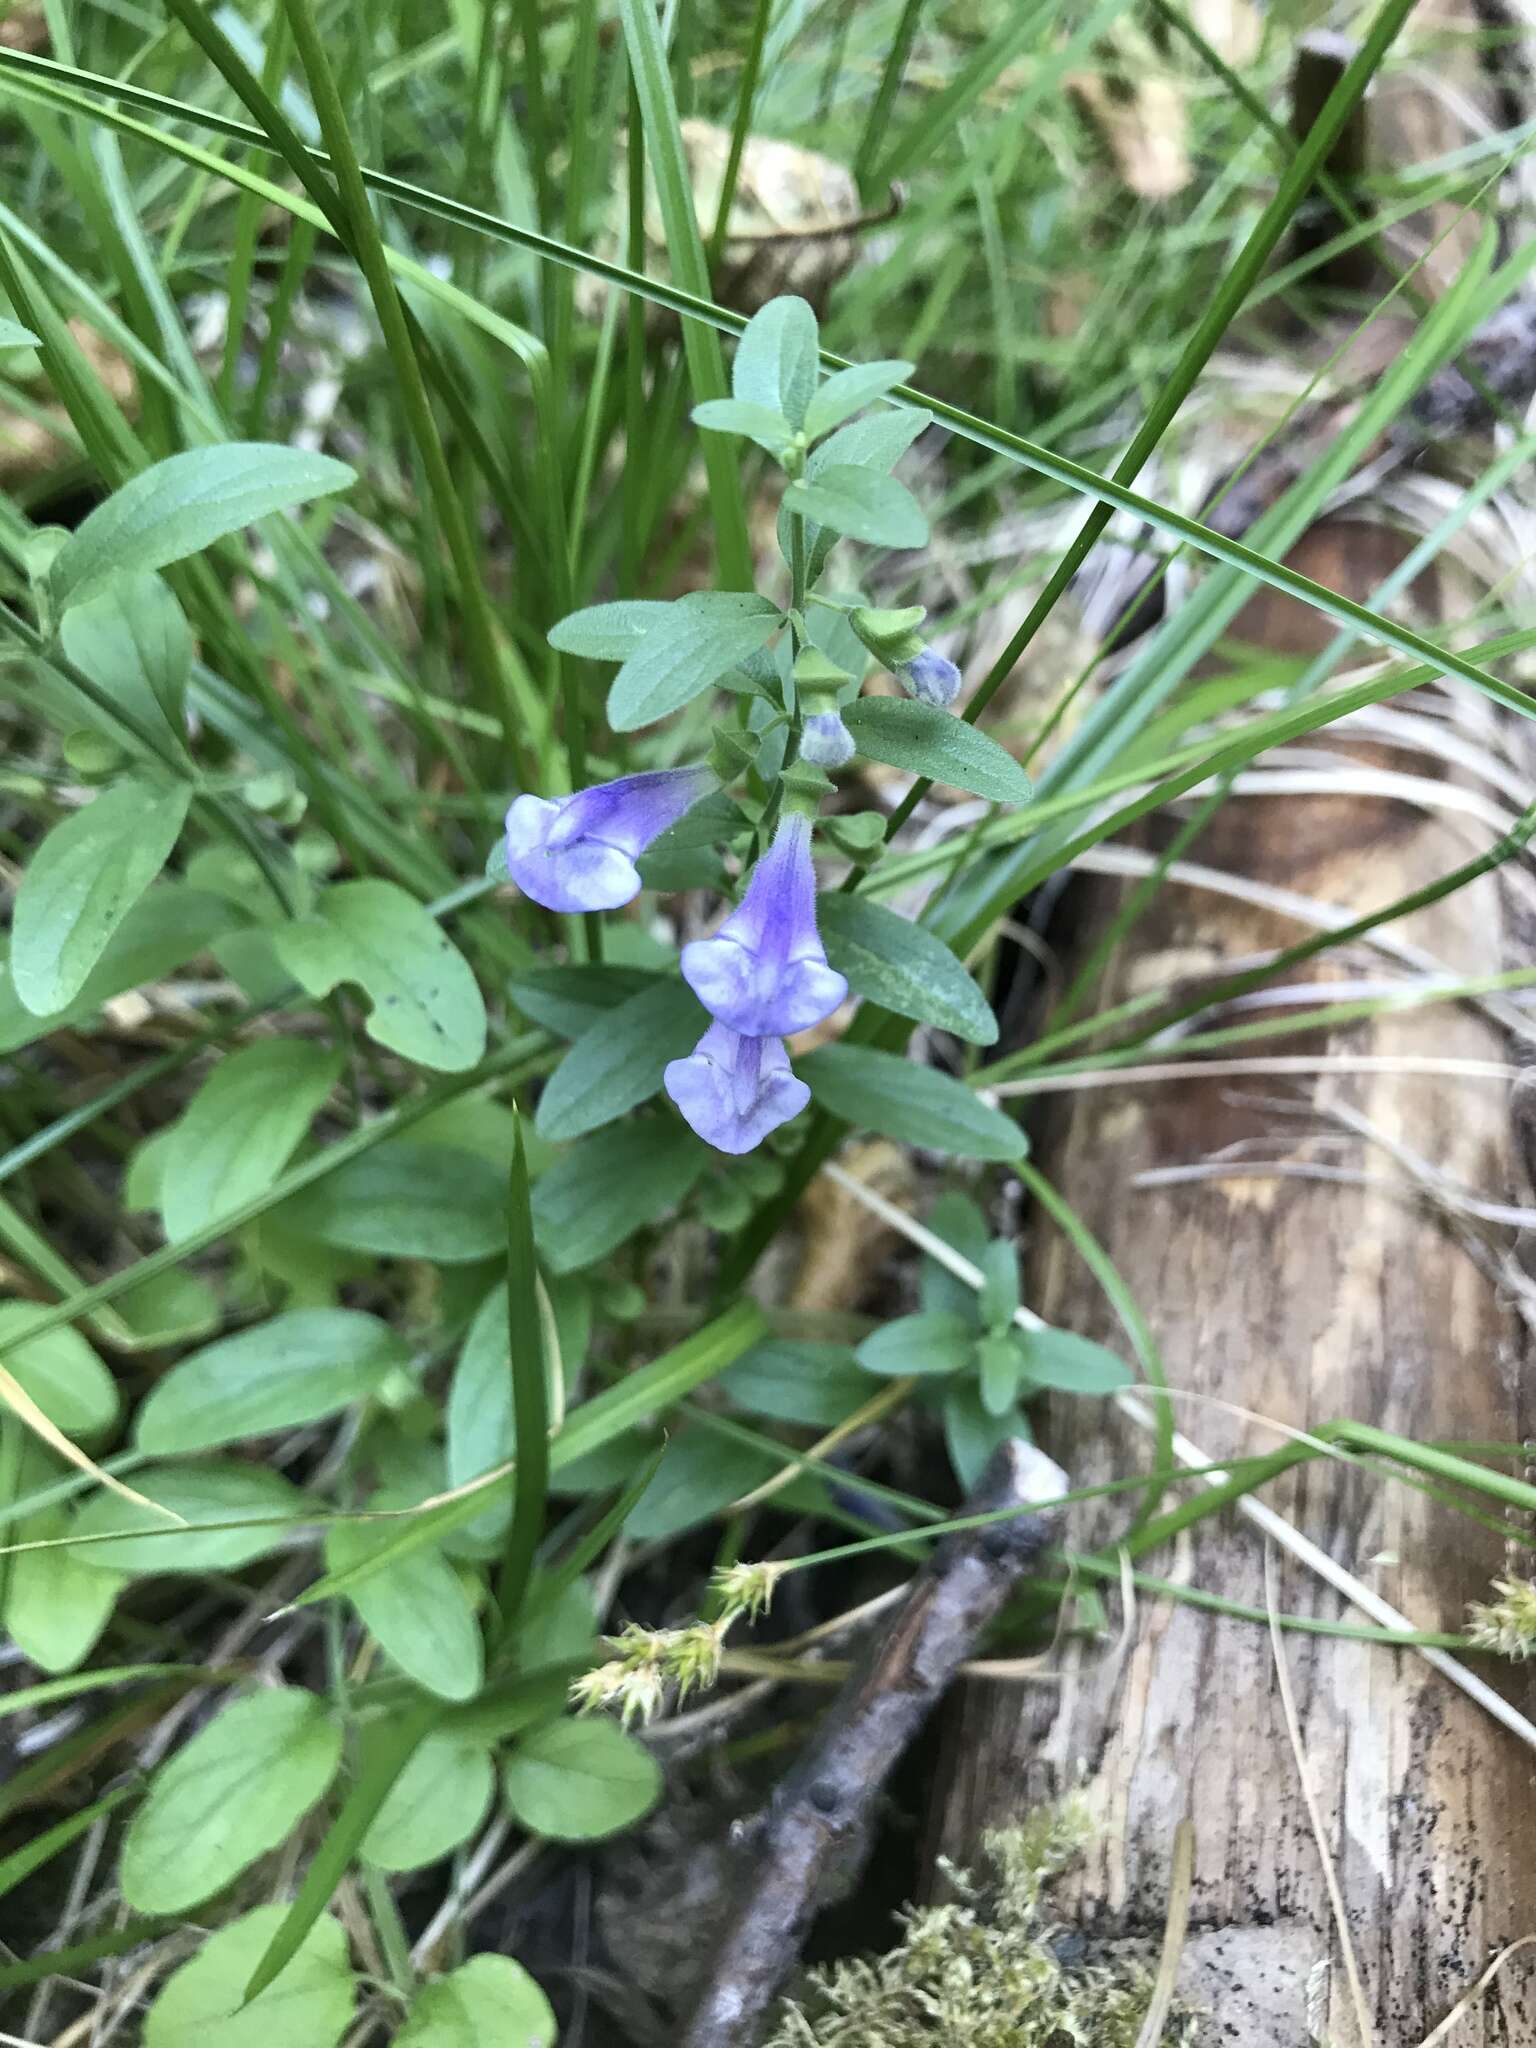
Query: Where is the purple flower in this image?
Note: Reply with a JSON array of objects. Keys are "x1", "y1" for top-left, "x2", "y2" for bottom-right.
[
  {"x1": 897, "y1": 647, "x2": 962, "y2": 707},
  {"x1": 681, "y1": 813, "x2": 847, "y2": 1037},
  {"x1": 664, "y1": 1022, "x2": 809, "y2": 1153},
  {"x1": 800, "y1": 709, "x2": 855, "y2": 769},
  {"x1": 504, "y1": 766, "x2": 712, "y2": 913}
]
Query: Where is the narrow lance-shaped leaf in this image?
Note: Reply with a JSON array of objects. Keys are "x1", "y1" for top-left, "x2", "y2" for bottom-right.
[{"x1": 50, "y1": 444, "x2": 355, "y2": 611}]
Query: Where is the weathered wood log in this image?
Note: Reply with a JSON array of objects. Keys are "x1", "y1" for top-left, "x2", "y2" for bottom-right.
[
  {"x1": 930, "y1": 515, "x2": 1536, "y2": 2039},
  {"x1": 931, "y1": 5, "x2": 1536, "y2": 2028},
  {"x1": 682, "y1": 1440, "x2": 1066, "y2": 2048}
]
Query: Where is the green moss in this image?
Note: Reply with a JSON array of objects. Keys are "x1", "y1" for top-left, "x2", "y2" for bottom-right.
[{"x1": 766, "y1": 1801, "x2": 1197, "y2": 2048}]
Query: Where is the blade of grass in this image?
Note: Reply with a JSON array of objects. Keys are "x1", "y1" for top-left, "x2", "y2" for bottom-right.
[
  {"x1": 495, "y1": 1111, "x2": 550, "y2": 1638},
  {"x1": 616, "y1": 0, "x2": 752, "y2": 588}
]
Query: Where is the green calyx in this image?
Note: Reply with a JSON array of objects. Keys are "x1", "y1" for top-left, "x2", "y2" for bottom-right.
[
  {"x1": 793, "y1": 645, "x2": 854, "y2": 714},
  {"x1": 850, "y1": 604, "x2": 927, "y2": 670}
]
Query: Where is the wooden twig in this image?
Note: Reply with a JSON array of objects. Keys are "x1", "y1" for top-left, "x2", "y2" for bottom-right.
[{"x1": 680, "y1": 1439, "x2": 1068, "y2": 2048}]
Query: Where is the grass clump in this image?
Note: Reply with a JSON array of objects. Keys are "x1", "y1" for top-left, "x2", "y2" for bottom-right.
[{"x1": 767, "y1": 1801, "x2": 1196, "y2": 2048}]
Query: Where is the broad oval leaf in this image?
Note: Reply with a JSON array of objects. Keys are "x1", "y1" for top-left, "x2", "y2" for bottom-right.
[
  {"x1": 273, "y1": 880, "x2": 487, "y2": 1073},
  {"x1": 122, "y1": 1687, "x2": 342, "y2": 1912},
  {"x1": 325, "y1": 1518, "x2": 484, "y2": 1702},
  {"x1": 843, "y1": 697, "x2": 1032, "y2": 803},
  {"x1": 394, "y1": 1956, "x2": 556, "y2": 2048},
  {"x1": 136, "y1": 1308, "x2": 408, "y2": 1454},
  {"x1": 691, "y1": 397, "x2": 793, "y2": 453},
  {"x1": 51, "y1": 445, "x2": 355, "y2": 612},
  {"x1": 0, "y1": 885, "x2": 239, "y2": 1052},
  {"x1": 819, "y1": 894, "x2": 997, "y2": 1044},
  {"x1": 5, "y1": 1446, "x2": 124, "y2": 1673},
  {"x1": 361, "y1": 1730, "x2": 496, "y2": 1872},
  {"x1": 71, "y1": 1460, "x2": 308, "y2": 1574},
  {"x1": 732, "y1": 294, "x2": 819, "y2": 427},
  {"x1": 275, "y1": 1142, "x2": 506, "y2": 1263},
  {"x1": 803, "y1": 361, "x2": 913, "y2": 441},
  {"x1": 857, "y1": 1310, "x2": 977, "y2": 1378},
  {"x1": 60, "y1": 572, "x2": 191, "y2": 750},
  {"x1": 11, "y1": 778, "x2": 191, "y2": 1016},
  {"x1": 144, "y1": 1906, "x2": 355, "y2": 2048},
  {"x1": 547, "y1": 598, "x2": 675, "y2": 660},
  {"x1": 607, "y1": 593, "x2": 782, "y2": 731},
  {"x1": 783, "y1": 466, "x2": 928, "y2": 548},
  {"x1": 785, "y1": 409, "x2": 932, "y2": 584},
  {"x1": 1018, "y1": 1325, "x2": 1135, "y2": 1394},
  {"x1": 531, "y1": 1118, "x2": 707, "y2": 1274},
  {"x1": 534, "y1": 977, "x2": 704, "y2": 1142},
  {"x1": 445, "y1": 1280, "x2": 567, "y2": 1543},
  {"x1": 799, "y1": 1043, "x2": 1026, "y2": 1160},
  {"x1": 160, "y1": 1040, "x2": 342, "y2": 1243},
  {"x1": 944, "y1": 1381, "x2": 1029, "y2": 1492},
  {"x1": 0, "y1": 1303, "x2": 119, "y2": 1440},
  {"x1": 502, "y1": 1715, "x2": 660, "y2": 1840}
]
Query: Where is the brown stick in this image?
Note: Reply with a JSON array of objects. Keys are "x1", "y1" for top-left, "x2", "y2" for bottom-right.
[{"x1": 681, "y1": 1438, "x2": 1067, "y2": 2048}]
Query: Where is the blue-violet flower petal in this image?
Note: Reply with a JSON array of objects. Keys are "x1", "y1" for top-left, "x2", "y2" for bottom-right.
[
  {"x1": 504, "y1": 765, "x2": 712, "y2": 913},
  {"x1": 897, "y1": 647, "x2": 962, "y2": 707},
  {"x1": 800, "y1": 709, "x2": 855, "y2": 769},
  {"x1": 664, "y1": 1022, "x2": 809, "y2": 1153},
  {"x1": 680, "y1": 812, "x2": 847, "y2": 1037}
]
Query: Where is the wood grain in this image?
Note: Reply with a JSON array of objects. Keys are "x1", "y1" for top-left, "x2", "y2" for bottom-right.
[{"x1": 929, "y1": 521, "x2": 1536, "y2": 2041}]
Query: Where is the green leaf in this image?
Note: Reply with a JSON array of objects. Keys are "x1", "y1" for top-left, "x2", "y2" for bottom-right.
[
  {"x1": 446, "y1": 1279, "x2": 563, "y2": 1547},
  {"x1": 159, "y1": 1041, "x2": 342, "y2": 1243},
  {"x1": 803, "y1": 362, "x2": 913, "y2": 441},
  {"x1": 857, "y1": 1310, "x2": 976, "y2": 1378},
  {"x1": 784, "y1": 466, "x2": 928, "y2": 548},
  {"x1": 50, "y1": 444, "x2": 355, "y2": 611},
  {"x1": 244, "y1": 1705, "x2": 436, "y2": 2003},
  {"x1": 273, "y1": 880, "x2": 486, "y2": 1073},
  {"x1": 0, "y1": 885, "x2": 236, "y2": 1050},
  {"x1": 275, "y1": 1142, "x2": 506, "y2": 1263},
  {"x1": 531, "y1": 1119, "x2": 707, "y2": 1274},
  {"x1": 71, "y1": 1461, "x2": 307, "y2": 1574},
  {"x1": 394, "y1": 1956, "x2": 556, "y2": 2048},
  {"x1": 843, "y1": 698, "x2": 1032, "y2": 802},
  {"x1": 721, "y1": 1339, "x2": 869, "y2": 1426},
  {"x1": 691, "y1": 397, "x2": 793, "y2": 454},
  {"x1": 284, "y1": 1304, "x2": 766, "y2": 1609},
  {"x1": 800, "y1": 1044, "x2": 1026, "y2": 1160},
  {"x1": 944, "y1": 1382, "x2": 1028, "y2": 1492},
  {"x1": 502, "y1": 1715, "x2": 661, "y2": 1840},
  {"x1": 60, "y1": 573, "x2": 191, "y2": 750},
  {"x1": 920, "y1": 1193, "x2": 992, "y2": 1319},
  {"x1": 547, "y1": 599, "x2": 674, "y2": 660},
  {"x1": 785, "y1": 410, "x2": 933, "y2": 584},
  {"x1": 607, "y1": 594, "x2": 782, "y2": 731},
  {"x1": 732, "y1": 295, "x2": 819, "y2": 428},
  {"x1": 977, "y1": 1239, "x2": 1021, "y2": 1330},
  {"x1": 818, "y1": 895, "x2": 997, "y2": 1045},
  {"x1": 121, "y1": 1688, "x2": 342, "y2": 1913},
  {"x1": 361, "y1": 1728, "x2": 495, "y2": 1872},
  {"x1": 509, "y1": 964, "x2": 661, "y2": 1039},
  {"x1": 1018, "y1": 1326, "x2": 1134, "y2": 1394},
  {"x1": 144, "y1": 1907, "x2": 355, "y2": 2048},
  {"x1": 10, "y1": 778, "x2": 191, "y2": 1015},
  {"x1": 136, "y1": 1309, "x2": 407, "y2": 1455},
  {"x1": 3, "y1": 1451, "x2": 124, "y2": 1674},
  {"x1": 325, "y1": 1517, "x2": 484, "y2": 1701},
  {"x1": 535, "y1": 977, "x2": 704, "y2": 1142},
  {"x1": 0, "y1": 317, "x2": 39, "y2": 348},
  {"x1": 0, "y1": 1304, "x2": 119, "y2": 1440},
  {"x1": 516, "y1": 1573, "x2": 599, "y2": 1668},
  {"x1": 977, "y1": 1331, "x2": 1023, "y2": 1417},
  {"x1": 627, "y1": 1427, "x2": 780, "y2": 1540}
]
